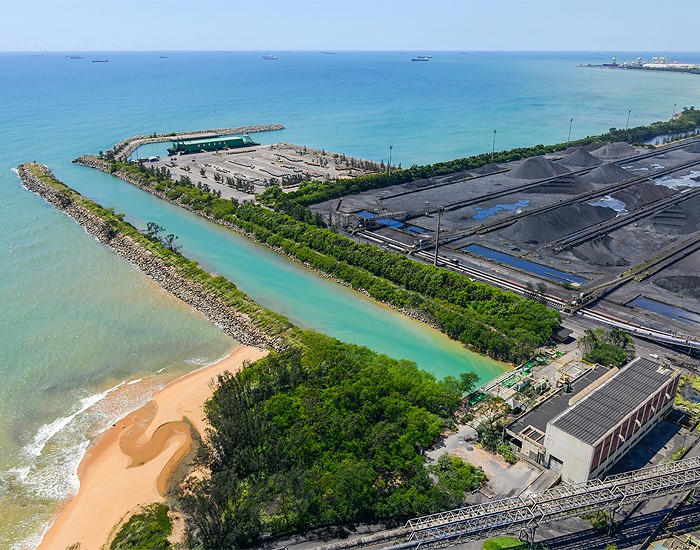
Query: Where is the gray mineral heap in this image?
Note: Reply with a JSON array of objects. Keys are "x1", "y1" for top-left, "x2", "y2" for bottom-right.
[
  {"x1": 591, "y1": 141, "x2": 638, "y2": 160},
  {"x1": 558, "y1": 147, "x2": 602, "y2": 168},
  {"x1": 525, "y1": 173, "x2": 594, "y2": 195},
  {"x1": 583, "y1": 163, "x2": 632, "y2": 184},
  {"x1": 509, "y1": 156, "x2": 570, "y2": 179}
]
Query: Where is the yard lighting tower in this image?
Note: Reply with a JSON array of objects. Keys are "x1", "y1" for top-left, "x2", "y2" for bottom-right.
[
  {"x1": 433, "y1": 206, "x2": 444, "y2": 266},
  {"x1": 672, "y1": 103, "x2": 677, "y2": 120},
  {"x1": 567, "y1": 118, "x2": 574, "y2": 146},
  {"x1": 626, "y1": 109, "x2": 632, "y2": 131},
  {"x1": 388, "y1": 145, "x2": 393, "y2": 175},
  {"x1": 491, "y1": 129, "x2": 497, "y2": 160}
]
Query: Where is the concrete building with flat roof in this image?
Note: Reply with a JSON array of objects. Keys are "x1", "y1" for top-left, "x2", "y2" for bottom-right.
[{"x1": 506, "y1": 357, "x2": 680, "y2": 484}]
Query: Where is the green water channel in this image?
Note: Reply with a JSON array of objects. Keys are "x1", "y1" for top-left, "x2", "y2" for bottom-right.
[{"x1": 56, "y1": 161, "x2": 508, "y2": 382}]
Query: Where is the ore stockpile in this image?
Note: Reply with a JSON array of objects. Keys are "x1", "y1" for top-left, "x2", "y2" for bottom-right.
[{"x1": 313, "y1": 140, "x2": 700, "y2": 338}]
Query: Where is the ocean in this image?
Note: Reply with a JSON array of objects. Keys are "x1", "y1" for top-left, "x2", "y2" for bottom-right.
[{"x1": 2, "y1": 50, "x2": 699, "y2": 547}]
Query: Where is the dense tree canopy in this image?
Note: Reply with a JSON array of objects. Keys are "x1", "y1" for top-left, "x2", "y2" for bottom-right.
[
  {"x1": 581, "y1": 328, "x2": 634, "y2": 367},
  {"x1": 179, "y1": 331, "x2": 486, "y2": 548}
]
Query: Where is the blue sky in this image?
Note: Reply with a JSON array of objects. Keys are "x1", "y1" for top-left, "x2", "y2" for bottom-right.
[{"x1": 2, "y1": 0, "x2": 699, "y2": 51}]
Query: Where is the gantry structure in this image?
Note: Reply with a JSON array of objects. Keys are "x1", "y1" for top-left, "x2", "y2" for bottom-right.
[{"x1": 402, "y1": 456, "x2": 700, "y2": 547}]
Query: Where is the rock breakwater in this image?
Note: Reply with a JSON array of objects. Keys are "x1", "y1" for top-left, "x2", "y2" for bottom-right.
[
  {"x1": 110, "y1": 123, "x2": 285, "y2": 161},
  {"x1": 17, "y1": 162, "x2": 284, "y2": 351},
  {"x1": 73, "y1": 155, "x2": 442, "y2": 332}
]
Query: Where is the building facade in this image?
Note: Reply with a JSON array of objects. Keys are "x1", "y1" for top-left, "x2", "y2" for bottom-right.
[{"x1": 507, "y1": 358, "x2": 680, "y2": 484}]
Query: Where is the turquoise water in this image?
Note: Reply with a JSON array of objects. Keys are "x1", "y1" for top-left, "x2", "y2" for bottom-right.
[{"x1": 3, "y1": 50, "x2": 700, "y2": 547}]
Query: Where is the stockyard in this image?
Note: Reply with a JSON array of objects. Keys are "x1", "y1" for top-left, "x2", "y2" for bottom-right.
[{"x1": 309, "y1": 139, "x2": 700, "y2": 351}]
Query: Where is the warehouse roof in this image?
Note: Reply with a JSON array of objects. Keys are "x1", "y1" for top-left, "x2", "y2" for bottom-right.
[
  {"x1": 175, "y1": 135, "x2": 247, "y2": 146},
  {"x1": 549, "y1": 358, "x2": 678, "y2": 446},
  {"x1": 508, "y1": 366, "x2": 608, "y2": 438}
]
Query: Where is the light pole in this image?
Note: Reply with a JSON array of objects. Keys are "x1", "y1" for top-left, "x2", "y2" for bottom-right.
[
  {"x1": 491, "y1": 129, "x2": 497, "y2": 160},
  {"x1": 388, "y1": 145, "x2": 393, "y2": 175},
  {"x1": 625, "y1": 109, "x2": 632, "y2": 131},
  {"x1": 672, "y1": 103, "x2": 677, "y2": 120},
  {"x1": 433, "y1": 206, "x2": 444, "y2": 266},
  {"x1": 567, "y1": 118, "x2": 574, "y2": 146}
]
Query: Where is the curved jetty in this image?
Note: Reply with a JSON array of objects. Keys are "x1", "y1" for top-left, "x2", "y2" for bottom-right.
[
  {"x1": 17, "y1": 162, "x2": 287, "y2": 350},
  {"x1": 110, "y1": 123, "x2": 285, "y2": 161}
]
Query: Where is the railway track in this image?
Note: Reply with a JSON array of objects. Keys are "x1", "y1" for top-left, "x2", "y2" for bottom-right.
[
  {"x1": 465, "y1": 156, "x2": 700, "y2": 239},
  {"x1": 553, "y1": 185, "x2": 700, "y2": 251},
  {"x1": 354, "y1": 229, "x2": 700, "y2": 350}
]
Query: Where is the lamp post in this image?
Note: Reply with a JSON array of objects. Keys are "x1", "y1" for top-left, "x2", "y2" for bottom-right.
[
  {"x1": 672, "y1": 103, "x2": 677, "y2": 120},
  {"x1": 567, "y1": 118, "x2": 574, "y2": 146},
  {"x1": 388, "y1": 145, "x2": 393, "y2": 175},
  {"x1": 434, "y1": 206, "x2": 444, "y2": 266},
  {"x1": 491, "y1": 129, "x2": 497, "y2": 161},
  {"x1": 625, "y1": 109, "x2": 632, "y2": 131}
]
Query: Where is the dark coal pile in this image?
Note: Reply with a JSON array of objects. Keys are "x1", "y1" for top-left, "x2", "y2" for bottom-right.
[
  {"x1": 654, "y1": 275, "x2": 700, "y2": 300},
  {"x1": 509, "y1": 157, "x2": 570, "y2": 179},
  {"x1": 408, "y1": 177, "x2": 439, "y2": 189},
  {"x1": 685, "y1": 142, "x2": 700, "y2": 154},
  {"x1": 525, "y1": 174, "x2": 594, "y2": 195},
  {"x1": 583, "y1": 163, "x2": 632, "y2": 184},
  {"x1": 559, "y1": 148, "x2": 602, "y2": 168},
  {"x1": 572, "y1": 236, "x2": 629, "y2": 267},
  {"x1": 612, "y1": 181, "x2": 675, "y2": 210},
  {"x1": 500, "y1": 203, "x2": 616, "y2": 244},
  {"x1": 591, "y1": 142, "x2": 638, "y2": 160},
  {"x1": 650, "y1": 195, "x2": 700, "y2": 234},
  {"x1": 433, "y1": 170, "x2": 474, "y2": 184},
  {"x1": 473, "y1": 163, "x2": 503, "y2": 175}
]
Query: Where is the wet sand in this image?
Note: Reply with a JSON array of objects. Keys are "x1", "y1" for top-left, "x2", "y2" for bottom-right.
[{"x1": 38, "y1": 345, "x2": 267, "y2": 550}]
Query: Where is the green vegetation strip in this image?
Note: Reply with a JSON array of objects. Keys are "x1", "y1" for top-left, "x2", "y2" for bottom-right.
[
  {"x1": 81, "y1": 158, "x2": 559, "y2": 363},
  {"x1": 110, "y1": 503, "x2": 172, "y2": 550},
  {"x1": 581, "y1": 328, "x2": 634, "y2": 368},
  {"x1": 24, "y1": 163, "x2": 291, "y2": 342},
  {"x1": 482, "y1": 536, "x2": 528, "y2": 550},
  {"x1": 179, "y1": 330, "x2": 486, "y2": 547}
]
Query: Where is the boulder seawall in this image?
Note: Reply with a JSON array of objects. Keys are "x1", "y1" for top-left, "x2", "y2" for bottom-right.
[
  {"x1": 74, "y1": 155, "x2": 442, "y2": 332},
  {"x1": 17, "y1": 162, "x2": 284, "y2": 351},
  {"x1": 111, "y1": 123, "x2": 285, "y2": 161}
]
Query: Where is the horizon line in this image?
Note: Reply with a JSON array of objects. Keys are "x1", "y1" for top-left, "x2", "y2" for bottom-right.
[{"x1": 5, "y1": 48, "x2": 700, "y2": 53}]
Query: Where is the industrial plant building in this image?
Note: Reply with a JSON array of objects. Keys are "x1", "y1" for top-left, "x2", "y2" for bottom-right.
[
  {"x1": 167, "y1": 134, "x2": 257, "y2": 155},
  {"x1": 506, "y1": 357, "x2": 680, "y2": 484}
]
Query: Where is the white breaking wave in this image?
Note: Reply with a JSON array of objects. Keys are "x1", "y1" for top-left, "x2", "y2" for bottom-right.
[
  {"x1": 7, "y1": 376, "x2": 162, "y2": 550},
  {"x1": 23, "y1": 383, "x2": 124, "y2": 460}
]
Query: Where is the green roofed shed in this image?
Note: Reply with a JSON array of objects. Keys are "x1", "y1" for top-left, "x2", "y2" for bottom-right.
[{"x1": 167, "y1": 134, "x2": 258, "y2": 155}]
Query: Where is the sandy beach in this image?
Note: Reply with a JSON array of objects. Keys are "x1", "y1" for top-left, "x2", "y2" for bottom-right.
[{"x1": 38, "y1": 345, "x2": 267, "y2": 550}]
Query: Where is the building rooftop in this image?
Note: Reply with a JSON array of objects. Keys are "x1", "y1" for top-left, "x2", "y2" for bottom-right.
[
  {"x1": 175, "y1": 135, "x2": 248, "y2": 146},
  {"x1": 549, "y1": 358, "x2": 677, "y2": 446},
  {"x1": 508, "y1": 366, "x2": 609, "y2": 440}
]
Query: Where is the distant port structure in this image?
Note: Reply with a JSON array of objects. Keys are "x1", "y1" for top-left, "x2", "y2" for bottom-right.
[
  {"x1": 582, "y1": 55, "x2": 700, "y2": 76},
  {"x1": 128, "y1": 135, "x2": 382, "y2": 203}
]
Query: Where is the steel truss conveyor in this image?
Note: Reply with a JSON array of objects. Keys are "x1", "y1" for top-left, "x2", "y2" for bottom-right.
[{"x1": 404, "y1": 457, "x2": 700, "y2": 546}]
